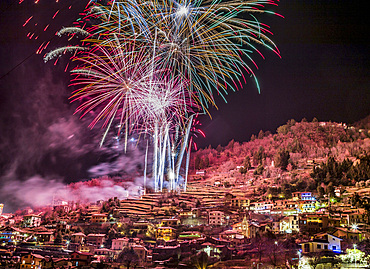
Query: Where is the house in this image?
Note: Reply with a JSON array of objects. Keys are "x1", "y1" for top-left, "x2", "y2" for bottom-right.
[
  {"x1": 71, "y1": 232, "x2": 86, "y2": 244},
  {"x1": 208, "y1": 210, "x2": 225, "y2": 226},
  {"x1": 250, "y1": 201, "x2": 274, "y2": 214},
  {"x1": 299, "y1": 201, "x2": 316, "y2": 213},
  {"x1": 86, "y1": 234, "x2": 106, "y2": 247},
  {"x1": 132, "y1": 221, "x2": 156, "y2": 237},
  {"x1": 219, "y1": 230, "x2": 245, "y2": 246},
  {"x1": 279, "y1": 215, "x2": 299, "y2": 233},
  {"x1": 90, "y1": 213, "x2": 108, "y2": 223},
  {"x1": 293, "y1": 192, "x2": 315, "y2": 201},
  {"x1": 299, "y1": 239, "x2": 329, "y2": 254},
  {"x1": 23, "y1": 215, "x2": 41, "y2": 227},
  {"x1": 132, "y1": 244, "x2": 149, "y2": 262},
  {"x1": 157, "y1": 227, "x2": 176, "y2": 241},
  {"x1": 333, "y1": 227, "x2": 364, "y2": 244},
  {"x1": 35, "y1": 231, "x2": 54, "y2": 243},
  {"x1": 112, "y1": 237, "x2": 143, "y2": 251},
  {"x1": 299, "y1": 214, "x2": 328, "y2": 234},
  {"x1": 313, "y1": 233, "x2": 342, "y2": 253},
  {"x1": 111, "y1": 237, "x2": 129, "y2": 250},
  {"x1": 231, "y1": 198, "x2": 250, "y2": 209},
  {"x1": 94, "y1": 248, "x2": 115, "y2": 261},
  {"x1": 0, "y1": 226, "x2": 29, "y2": 243},
  {"x1": 42, "y1": 257, "x2": 71, "y2": 268},
  {"x1": 200, "y1": 242, "x2": 231, "y2": 260},
  {"x1": 20, "y1": 253, "x2": 44, "y2": 269},
  {"x1": 70, "y1": 251, "x2": 94, "y2": 267}
]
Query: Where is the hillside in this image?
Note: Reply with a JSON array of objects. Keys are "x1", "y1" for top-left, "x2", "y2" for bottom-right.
[{"x1": 190, "y1": 117, "x2": 370, "y2": 198}]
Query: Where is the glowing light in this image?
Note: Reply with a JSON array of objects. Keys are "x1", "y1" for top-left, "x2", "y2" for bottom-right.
[
  {"x1": 33, "y1": 0, "x2": 281, "y2": 192},
  {"x1": 176, "y1": 5, "x2": 189, "y2": 16}
]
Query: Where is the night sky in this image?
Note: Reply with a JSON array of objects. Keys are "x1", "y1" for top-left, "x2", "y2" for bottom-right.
[{"x1": 0, "y1": 1, "x2": 369, "y2": 209}]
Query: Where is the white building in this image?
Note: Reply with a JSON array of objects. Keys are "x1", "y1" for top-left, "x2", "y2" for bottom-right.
[
  {"x1": 279, "y1": 215, "x2": 299, "y2": 233},
  {"x1": 23, "y1": 214, "x2": 41, "y2": 227}
]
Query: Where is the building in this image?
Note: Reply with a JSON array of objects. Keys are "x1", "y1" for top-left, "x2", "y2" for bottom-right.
[
  {"x1": 250, "y1": 201, "x2": 274, "y2": 214},
  {"x1": 86, "y1": 234, "x2": 106, "y2": 247},
  {"x1": 299, "y1": 214, "x2": 328, "y2": 234},
  {"x1": 0, "y1": 204, "x2": 3, "y2": 215},
  {"x1": 23, "y1": 215, "x2": 41, "y2": 227},
  {"x1": 208, "y1": 210, "x2": 225, "y2": 226},
  {"x1": 132, "y1": 244, "x2": 149, "y2": 262},
  {"x1": 313, "y1": 233, "x2": 342, "y2": 253},
  {"x1": 293, "y1": 192, "x2": 314, "y2": 201},
  {"x1": 279, "y1": 215, "x2": 299, "y2": 233},
  {"x1": 299, "y1": 201, "x2": 316, "y2": 213},
  {"x1": 231, "y1": 198, "x2": 250, "y2": 209},
  {"x1": 90, "y1": 213, "x2": 108, "y2": 223},
  {"x1": 35, "y1": 231, "x2": 54, "y2": 243},
  {"x1": 111, "y1": 238, "x2": 130, "y2": 250},
  {"x1": 70, "y1": 251, "x2": 93, "y2": 267},
  {"x1": 157, "y1": 227, "x2": 176, "y2": 241},
  {"x1": 299, "y1": 239, "x2": 329, "y2": 254},
  {"x1": 0, "y1": 226, "x2": 29, "y2": 243},
  {"x1": 160, "y1": 218, "x2": 180, "y2": 228},
  {"x1": 333, "y1": 227, "x2": 364, "y2": 244},
  {"x1": 20, "y1": 253, "x2": 44, "y2": 269},
  {"x1": 71, "y1": 232, "x2": 86, "y2": 244}
]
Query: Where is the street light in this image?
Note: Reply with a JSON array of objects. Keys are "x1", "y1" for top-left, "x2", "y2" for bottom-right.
[{"x1": 354, "y1": 244, "x2": 357, "y2": 268}]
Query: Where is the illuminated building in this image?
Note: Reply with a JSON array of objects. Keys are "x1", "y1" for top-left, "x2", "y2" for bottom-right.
[
  {"x1": 313, "y1": 233, "x2": 342, "y2": 253},
  {"x1": 0, "y1": 204, "x2": 3, "y2": 215},
  {"x1": 20, "y1": 253, "x2": 44, "y2": 269},
  {"x1": 299, "y1": 214, "x2": 328, "y2": 234},
  {"x1": 35, "y1": 231, "x2": 54, "y2": 243},
  {"x1": 159, "y1": 218, "x2": 180, "y2": 228},
  {"x1": 156, "y1": 227, "x2": 176, "y2": 241},
  {"x1": 292, "y1": 192, "x2": 315, "y2": 201},
  {"x1": 23, "y1": 215, "x2": 41, "y2": 227},
  {"x1": 0, "y1": 226, "x2": 29, "y2": 243},
  {"x1": 279, "y1": 215, "x2": 299, "y2": 233},
  {"x1": 299, "y1": 239, "x2": 329, "y2": 254},
  {"x1": 333, "y1": 227, "x2": 364, "y2": 244}
]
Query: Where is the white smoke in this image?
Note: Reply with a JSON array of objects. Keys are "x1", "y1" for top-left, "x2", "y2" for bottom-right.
[{"x1": 1, "y1": 175, "x2": 147, "y2": 210}]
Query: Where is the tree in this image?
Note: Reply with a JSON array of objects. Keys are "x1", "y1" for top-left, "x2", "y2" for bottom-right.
[
  {"x1": 116, "y1": 247, "x2": 140, "y2": 269},
  {"x1": 327, "y1": 182, "x2": 335, "y2": 198},
  {"x1": 254, "y1": 164, "x2": 264, "y2": 175},
  {"x1": 274, "y1": 148, "x2": 290, "y2": 171},
  {"x1": 258, "y1": 130, "x2": 265, "y2": 139},
  {"x1": 317, "y1": 185, "x2": 325, "y2": 198},
  {"x1": 253, "y1": 146, "x2": 266, "y2": 166}
]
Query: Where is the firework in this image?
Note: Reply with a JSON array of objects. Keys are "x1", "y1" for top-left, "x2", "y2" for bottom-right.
[
  {"x1": 86, "y1": 0, "x2": 281, "y2": 112},
  {"x1": 33, "y1": 0, "x2": 281, "y2": 192}
]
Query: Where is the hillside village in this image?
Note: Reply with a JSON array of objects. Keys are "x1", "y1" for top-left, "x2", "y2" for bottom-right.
[{"x1": 1, "y1": 117, "x2": 370, "y2": 268}]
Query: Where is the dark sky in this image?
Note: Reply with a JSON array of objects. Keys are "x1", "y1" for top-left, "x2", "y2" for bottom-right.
[
  {"x1": 198, "y1": 0, "x2": 369, "y2": 147},
  {"x1": 0, "y1": 0, "x2": 369, "y2": 199}
]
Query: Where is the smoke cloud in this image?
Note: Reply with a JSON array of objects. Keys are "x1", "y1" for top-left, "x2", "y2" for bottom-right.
[
  {"x1": 1, "y1": 175, "x2": 146, "y2": 212},
  {"x1": 0, "y1": 60, "x2": 149, "y2": 213}
]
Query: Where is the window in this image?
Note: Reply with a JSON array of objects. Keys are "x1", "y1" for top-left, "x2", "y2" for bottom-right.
[
  {"x1": 333, "y1": 246, "x2": 336, "y2": 250},
  {"x1": 317, "y1": 244, "x2": 321, "y2": 249}
]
